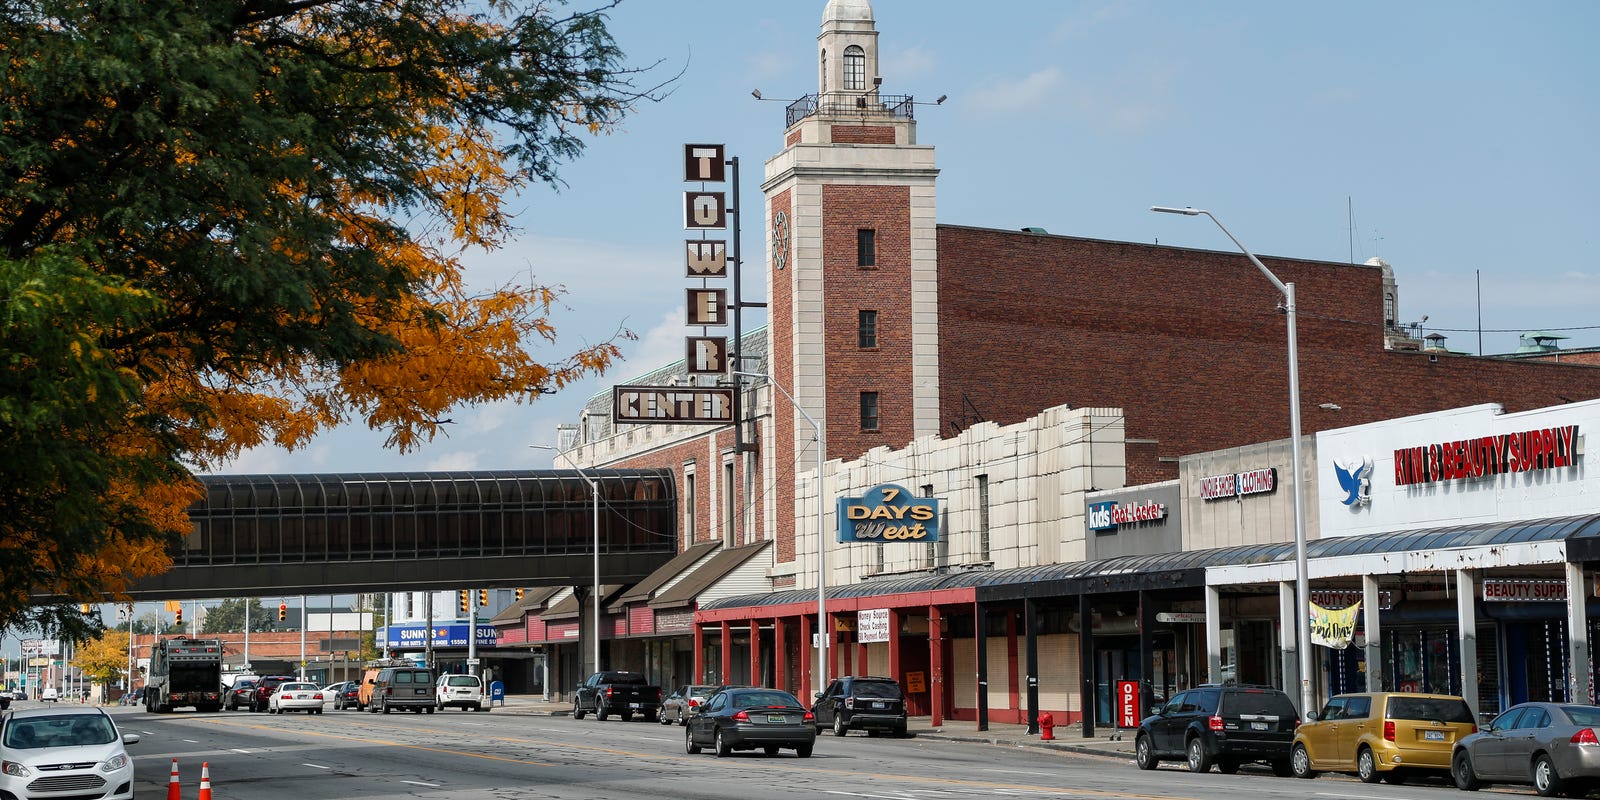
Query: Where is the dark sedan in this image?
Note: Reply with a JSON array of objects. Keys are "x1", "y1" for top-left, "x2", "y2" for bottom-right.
[
  {"x1": 326, "y1": 681, "x2": 361, "y2": 710},
  {"x1": 685, "y1": 688, "x2": 815, "y2": 758},
  {"x1": 1453, "y1": 701, "x2": 1600, "y2": 797},
  {"x1": 225, "y1": 678, "x2": 258, "y2": 711}
]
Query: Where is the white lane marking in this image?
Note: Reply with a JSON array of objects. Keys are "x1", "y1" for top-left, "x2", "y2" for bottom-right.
[
  {"x1": 182, "y1": 739, "x2": 199, "y2": 743},
  {"x1": 401, "y1": 780, "x2": 441, "y2": 788},
  {"x1": 230, "y1": 749, "x2": 252, "y2": 754},
  {"x1": 303, "y1": 763, "x2": 330, "y2": 770}
]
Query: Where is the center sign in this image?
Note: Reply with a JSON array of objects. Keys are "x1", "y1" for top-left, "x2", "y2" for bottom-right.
[{"x1": 837, "y1": 484, "x2": 940, "y2": 543}]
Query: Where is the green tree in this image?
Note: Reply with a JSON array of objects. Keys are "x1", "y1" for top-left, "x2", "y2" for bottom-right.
[
  {"x1": 201, "y1": 598, "x2": 276, "y2": 634},
  {"x1": 0, "y1": 0, "x2": 660, "y2": 634}
]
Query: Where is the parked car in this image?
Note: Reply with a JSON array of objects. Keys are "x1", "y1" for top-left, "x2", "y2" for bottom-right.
[
  {"x1": 573, "y1": 671, "x2": 661, "y2": 722},
  {"x1": 226, "y1": 678, "x2": 258, "y2": 711},
  {"x1": 1135, "y1": 684, "x2": 1299, "y2": 775},
  {"x1": 660, "y1": 685, "x2": 719, "y2": 726},
  {"x1": 1452, "y1": 701, "x2": 1600, "y2": 796},
  {"x1": 811, "y1": 676, "x2": 907, "y2": 738},
  {"x1": 325, "y1": 681, "x2": 361, "y2": 710},
  {"x1": 1292, "y1": 692, "x2": 1477, "y2": 784},
  {"x1": 248, "y1": 675, "x2": 296, "y2": 712},
  {"x1": 684, "y1": 687, "x2": 815, "y2": 758},
  {"x1": 436, "y1": 674, "x2": 487, "y2": 712},
  {"x1": 0, "y1": 707, "x2": 140, "y2": 800},
  {"x1": 268, "y1": 682, "x2": 325, "y2": 714},
  {"x1": 0, "y1": 691, "x2": 8, "y2": 711},
  {"x1": 365, "y1": 664, "x2": 436, "y2": 714}
]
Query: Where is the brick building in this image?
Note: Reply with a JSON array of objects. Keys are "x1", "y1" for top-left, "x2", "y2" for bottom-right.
[{"x1": 506, "y1": 0, "x2": 1600, "y2": 723}]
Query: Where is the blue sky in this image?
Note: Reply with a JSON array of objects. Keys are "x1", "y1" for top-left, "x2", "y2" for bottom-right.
[{"x1": 222, "y1": 0, "x2": 1600, "y2": 476}]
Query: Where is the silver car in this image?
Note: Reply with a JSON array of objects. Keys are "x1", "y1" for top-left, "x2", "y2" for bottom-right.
[
  {"x1": 1452, "y1": 701, "x2": 1600, "y2": 797},
  {"x1": 0, "y1": 707, "x2": 140, "y2": 800},
  {"x1": 660, "y1": 685, "x2": 718, "y2": 726}
]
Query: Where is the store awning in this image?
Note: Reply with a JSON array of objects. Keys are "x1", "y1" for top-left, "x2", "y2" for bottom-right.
[
  {"x1": 488, "y1": 586, "x2": 562, "y2": 626},
  {"x1": 610, "y1": 541, "x2": 720, "y2": 612},
  {"x1": 648, "y1": 541, "x2": 770, "y2": 610},
  {"x1": 542, "y1": 584, "x2": 627, "y2": 621},
  {"x1": 699, "y1": 513, "x2": 1600, "y2": 613}
]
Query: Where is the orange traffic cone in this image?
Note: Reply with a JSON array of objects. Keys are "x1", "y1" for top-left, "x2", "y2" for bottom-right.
[
  {"x1": 166, "y1": 758, "x2": 181, "y2": 800},
  {"x1": 197, "y1": 762, "x2": 212, "y2": 800}
]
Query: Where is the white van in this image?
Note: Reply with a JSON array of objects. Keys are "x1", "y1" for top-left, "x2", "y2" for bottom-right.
[{"x1": 435, "y1": 674, "x2": 486, "y2": 712}]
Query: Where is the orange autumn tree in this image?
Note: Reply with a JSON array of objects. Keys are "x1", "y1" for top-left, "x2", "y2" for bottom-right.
[{"x1": 0, "y1": 0, "x2": 665, "y2": 638}]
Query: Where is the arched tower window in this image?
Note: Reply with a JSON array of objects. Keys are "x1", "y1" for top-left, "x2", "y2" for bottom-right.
[
  {"x1": 843, "y1": 45, "x2": 866, "y2": 90},
  {"x1": 1384, "y1": 292, "x2": 1395, "y2": 327},
  {"x1": 820, "y1": 49, "x2": 827, "y2": 91}
]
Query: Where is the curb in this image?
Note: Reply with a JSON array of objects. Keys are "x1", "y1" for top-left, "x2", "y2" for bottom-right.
[{"x1": 915, "y1": 731, "x2": 1134, "y2": 760}]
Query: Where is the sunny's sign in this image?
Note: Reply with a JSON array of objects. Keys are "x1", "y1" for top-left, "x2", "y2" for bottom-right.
[{"x1": 837, "y1": 484, "x2": 940, "y2": 543}]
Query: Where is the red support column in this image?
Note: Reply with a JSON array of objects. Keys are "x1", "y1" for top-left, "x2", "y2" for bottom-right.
[
  {"x1": 1006, "y1": 607, "x2": 1021, "y2": 720},
  {"x1": 693, "y1": 624, "x2": 705, "y2": 684},
  {"x1": 800, "y1": 614, "x2": 813, "y2": 700},
  {"x1": 830, "y1": 612, "x2": 842, "y2": 681},
  {"x1": 720, "y1": 620, "x2": 733, "y2": 685},
  {"x1": 929, "y1": 604, "x2": 944, "y2": 727},
  {"x1": 775, "y1": 617, "x2": 789, "y2": 694},
  {"x1": 887, "y1": 608, "x2": 902, "y2": 687},
  {"x1": 749, "y1": 619, "x2": 762, "y2": 687}
]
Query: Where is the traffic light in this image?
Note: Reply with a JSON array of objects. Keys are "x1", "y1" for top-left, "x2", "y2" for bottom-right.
[
  {"x1": 515, "y1": 588, "x2": 525, "y2": 601},
  {"x1": 458, "y1": 590, "x2": 469, "y2": 613},
  {"x1": 277, "y1": 603, "x2": 288, "y2": 622},
  {"x1": 174, "y1": 606, "x2": 183, "y2": 625},
  {"x1": 477, "y1": 589, "x2": 488, "y2": 607}
]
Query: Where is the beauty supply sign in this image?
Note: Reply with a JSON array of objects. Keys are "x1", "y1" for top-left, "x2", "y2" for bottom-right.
[{"x1": 1316, "y1": 401, "x2": 1593, "y2": 537}]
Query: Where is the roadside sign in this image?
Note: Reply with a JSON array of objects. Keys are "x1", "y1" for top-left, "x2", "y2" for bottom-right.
[
  {"x1": 1117, "y1": 680, "x2": 1141, "y2": 728},
  {"x1": 466, "y1": 658, "x2": 480, "y2": 666}
]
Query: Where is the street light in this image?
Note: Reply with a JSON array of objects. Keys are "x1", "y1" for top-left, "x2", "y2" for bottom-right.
[
  {"x1": 734, "y1": 370, "x2": 828, "y2": 693},
  {"x1": 1151, "y1": 205, "x2": 1314, "y2": 719},
  {"x1": 530, "y1": 444, "x2": 602, "y2": 677}
]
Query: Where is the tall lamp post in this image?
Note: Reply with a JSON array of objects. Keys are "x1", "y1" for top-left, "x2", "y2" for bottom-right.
[
  {"x1": 531, "y1": 444, "x2": 602, "y2": 676},
  {"x1": 1151, "y1": 205, "x2": 1314, "y2": 719},
  {"x1": 734, "y1": 370, "x2": 828, "y2": 693}
]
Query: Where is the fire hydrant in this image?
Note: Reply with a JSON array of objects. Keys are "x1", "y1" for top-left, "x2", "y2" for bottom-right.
[{"x1": 1038, "y1": 711, "x2": 1056, "y2": 741}]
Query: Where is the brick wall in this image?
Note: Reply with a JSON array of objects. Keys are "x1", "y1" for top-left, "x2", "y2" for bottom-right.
[
  {"x1": 936, "y1": 226, "x2": 1600, "y2": 474},
  {"x1": 822, "y1": 184, "x2": 914, "y2": 458},
  {"x1": 771, "y1": 189, "x2": 796, "y2": 564}
]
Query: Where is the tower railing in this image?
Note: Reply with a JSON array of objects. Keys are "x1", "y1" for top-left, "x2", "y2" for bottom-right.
[{"x1": 786, "y1": 93, "x2": 914, "y2": 128}]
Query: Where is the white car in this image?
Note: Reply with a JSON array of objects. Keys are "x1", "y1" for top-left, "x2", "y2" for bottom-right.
[
  {"x1": 268, "y1": 682, "x2": 325, "y2": 714},
  {"x1": 0, "y1": 707, "x2": 139, "y2": 800},
  {"x1": 436, "y1": 674, "x2": 487, "y2": 712}
]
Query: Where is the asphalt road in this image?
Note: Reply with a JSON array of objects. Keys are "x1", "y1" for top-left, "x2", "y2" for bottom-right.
[{"x1": 87, "y1": 704, "x2": 1540, "y2": 800}]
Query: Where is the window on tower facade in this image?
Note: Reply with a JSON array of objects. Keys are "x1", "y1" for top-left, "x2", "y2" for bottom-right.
[
  {"x1": 683, "y1": 465, "x2": 697, "y2": 546},
  {"x1": 722, "y1": 458, "x2": 736, "y2": 547},
  {"x1": 857, "y1": 228, "x2": 876, "y2": 267},
  {"x1": 860, "y1": 391, "x2": 879, "y2": 431},
  {"x1": 820, "y1": 49, "x2": 827, "y2": 90},
  {"x1": 858, "y1": 310, "x2": 878, "y2": 348},
  {"x1": 844, "y1": 45, "x2": 866, "y2": 90},
  {"x1": 977, "y1": 474, "x2": 991, "y2": 562}
]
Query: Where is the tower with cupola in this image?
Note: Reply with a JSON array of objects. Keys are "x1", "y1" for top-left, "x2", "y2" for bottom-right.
[{"x1": 761, "y1": 0, "x2": 940, "y2": 576}]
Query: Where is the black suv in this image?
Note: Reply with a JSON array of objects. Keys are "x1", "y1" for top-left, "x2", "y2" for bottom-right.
[
  {"x1": 812, "y1": 676, "x2": 907, "y2": 738},
  {"x1": 1135, "y1": 684, "x2": 1299, "y2": 775}
]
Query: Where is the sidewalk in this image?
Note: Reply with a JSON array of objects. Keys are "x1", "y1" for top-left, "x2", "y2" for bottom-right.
[{"x1": 489, "y1": 696, "x2": 1136, "y2": 761}]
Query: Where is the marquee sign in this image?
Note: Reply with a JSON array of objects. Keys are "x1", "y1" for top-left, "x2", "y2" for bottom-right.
[
  {"x1": 1394, "y1": 424, "x2": 1579, "y2": 486},
  {"x1": 1087, "y1": 499, "x2": 1167, "y2": 532},
  {"x1": 379, "y1": 624, "x2": 497, "y2": 648},
  {"x1": 1199, "y1": 467, "x2": 1277, "y2": 501},
  {"x1": 837, "y1": 484, "x2": 940, "y2": 543},
  {"x1": 612, "y1": 386, "x2": 734, "y2": 424}
]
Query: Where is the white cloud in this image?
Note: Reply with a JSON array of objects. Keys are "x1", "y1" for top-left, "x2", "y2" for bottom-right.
[
  {"x1": 883, "y1": 46, "x2": 936, "y2": 82},
  {"x1": 969, "y1": 66, "x2": 1065, "y2": 113}
]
